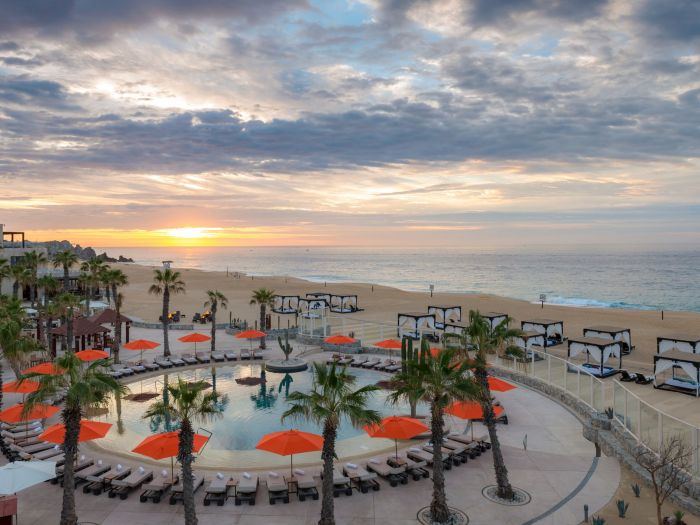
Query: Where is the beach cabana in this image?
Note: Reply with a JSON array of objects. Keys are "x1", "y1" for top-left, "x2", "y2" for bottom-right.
[
  {"x1": 398, "y1": 312, "x2": 436, "y2": 340},
  {"x1": 297, "y1": 298, "x2": 328, "y2": 319},
  {"x1": 50, "y1": 317, "x2": 110, "y2": 354},
  {"x1": 272, "y1": 295, "x2": 299, "y2": 315},
  {"x1": 427, "y1": 305, "x2": 461, "y2": 330},
  {"x1": 657, "y1": 334, "x2": 700, "y2": 355},
  {"x1": 482, "y1": 312, "x2": 508, "y2": 330},
  {"x1": 306, "y1": 292, "x2": 331, "y2": 303},
  {"x1": 514, "y1": 331, "x2": 545, "y2": 351},
  {"x1": 521, "y1": 319, "x2": 564, "y2": 349},
  {"x1": 444, "y1": 321, "x2": 467, "y2": 336},
  {"x1": 653, "y1": 350, "x2": 700, "y2": 397},
  {"x1": 567, "y1": 337, "x2": 622, "y2": 378},
  {"x1": 329, "y1": 294, "x2": 360, "y2": 313},
  {"x1": 583, "y1": 326, "x2": 633, "y2": 355},
  {"x1": 89, "y1": 308, "x2": 132, "y2": 344}
]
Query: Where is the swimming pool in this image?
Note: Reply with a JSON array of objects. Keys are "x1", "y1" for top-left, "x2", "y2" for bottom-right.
[{"x1": 92, "y1": 364, "x2": 416, "y2": 464}]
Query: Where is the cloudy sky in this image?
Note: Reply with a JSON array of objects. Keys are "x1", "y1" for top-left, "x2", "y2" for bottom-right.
[{"x1": 1, "y1": 0, "x2": 699, "y2": 247}]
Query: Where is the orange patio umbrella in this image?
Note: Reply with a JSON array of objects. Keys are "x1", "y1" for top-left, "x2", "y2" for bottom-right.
[
  {"x1": 487, "y1": 377, "x2": 516, "y2": 392},
  {"x1": 123, "y1": 339, "x2": 161, "y2": 362},
  {"x1": 256, "y1": 429, "x2": 323, "y2": 477},
  {"x1": 324, "y1": 335, "x2": 356, "y2": 345},
  {"x1": 75, "y1": 349, "x2": 110, "y2": 362},
  {"x1": 374, "y1": 339, "x2": 402, "y2": 350},
  {"x1": 235, "y1": 329, "x2": 267, "y2": 357},
  {"x1": 2, "y1": 380, "x2": 40, "y2": 394},
  {"x1": 132, "y1": 431, "x2": 210, "y2": 481},
  {"x1": 0, "y1": 403, "x2": 60, "y2": 424},
  {"x1": 364, "y1": 416, "x2": 428, "y2": 460},
  {"x1": 178, "y1": 333, "x2": 211, "y2": 357},
  {"x1": 22, "y1": 362, "x2": 63, "y2": 375},
  {"x1": 445, "y1": 400, "x2": 504, "y2": 440},
  {"x1": 39, "y1": 420, "x2": 112, "y2": 444}
]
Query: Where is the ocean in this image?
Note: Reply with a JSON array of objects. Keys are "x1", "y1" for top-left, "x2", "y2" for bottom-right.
[{"x1": 102, "y1": 246, "x2": 700, "y2": 313}]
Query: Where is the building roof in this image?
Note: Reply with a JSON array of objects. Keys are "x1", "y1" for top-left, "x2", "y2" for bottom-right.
[
  {"x1": 89, "y1": 308, "x2": 132, "y2": 325},
  {"x1": 50, "y1": 316, "x2": 110, "y2": 337}
]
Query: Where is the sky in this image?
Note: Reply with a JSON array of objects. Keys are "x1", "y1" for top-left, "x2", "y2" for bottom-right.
[{"x1": 1, "y1": 0, "x2": 699, "y2": 248}]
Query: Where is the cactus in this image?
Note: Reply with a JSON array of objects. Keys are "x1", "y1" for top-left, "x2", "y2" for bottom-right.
[
  {"x1": 420, "y1": 336, "x2": 429, "y2": 363},
  {"x1": 631, "y1": 483, "x2": 641, "y2": 497},
  {"x1": 277, "y1": 330, "x2": 293, "y2": 361},
  {"x1": 604, "y1": 407, "x2": 614, "y2": 419},
  {"x1": 591, "y1": 517, "x2": 606, "y2": 525},
  {"x1": 616, "y1": 499, "x2": 629, "y2": 518}
]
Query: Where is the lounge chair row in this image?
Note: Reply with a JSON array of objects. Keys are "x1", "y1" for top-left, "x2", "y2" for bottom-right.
[{"x1": 327, "y1": 355, "x2": 402, "y2": 372}]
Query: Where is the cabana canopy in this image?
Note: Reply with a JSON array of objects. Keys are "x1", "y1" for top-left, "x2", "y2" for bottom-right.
[
  {"x1": 521, "y1": 319, "x2": 564, "y2": 349},
  {"x1": 306, "y1": 292, "x2": 331, "y2": 303},
  {"x1": 514, "y1": 331, "x2": 545, "y2": 351},
  {"x1": 583, "y1": 325, "x2": 633, "y2": 354},
  {"x1": 427, "y1": 305, "x2": 461, "y2": 329},
  {"x1": 297, "y1": 298, "x2": 328, "y2": 319},
  {"x1": 330, "y1": 294, "x2": 360, "y2": 314},
  {"x1": 654, "y1": 350, "x2": 700, "y2": 397},
  {"x1": 89, "y1": 308, "x2": 132, "y2": 325},
  {"x1": 482, "y1": 312, "x2": 508, "y2": 330},
  {"x1": 272, "y1": 295, "x2": 299, "y2": 314},
  {"x1": 50, "y1": 317, "x2": 110, "y2": 338},
  {"x1": 568, "y1": 336, "x2": 622, "y2": 377},
  {"x1": 398, "y1": 312, "x2": 436, "y2": 340},
  {"x1": 657, "y1": 334, "x2": 700, "y2": 355}
]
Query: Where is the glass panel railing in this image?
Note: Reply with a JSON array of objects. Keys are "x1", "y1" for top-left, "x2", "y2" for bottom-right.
[
  {"x1": 579, "y1": 372, "x2": 592, "y2": 406},
  {"x1": 532, "y1": 352, "x2": 548, "y2": 381},
  {"x1": 640, "y1": 402, "x2": 660, "y2": 451},
  {"x1": 613, "y1": 383, "x2": 626, "y2": 425},
  {"x1": 626, "y1": 396, "x2": 640, "y2": 435},
  {"x1": 549, "y1": 359, "x2": 566, "y2": 389}
]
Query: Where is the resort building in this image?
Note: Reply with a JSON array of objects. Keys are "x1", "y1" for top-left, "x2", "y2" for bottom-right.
[{"x1": 0, "y1": 224, "x2": 49, "y2": 299}]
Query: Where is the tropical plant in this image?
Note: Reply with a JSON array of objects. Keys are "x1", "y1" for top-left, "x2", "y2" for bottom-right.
[
  {"x1": 22, "y1": 250, "x2": 48, "y2": 307},
  {"x1": 143, "y1": 378, "x2": 224, "y2": 525},
  {"x1": 103, "y1": 269, "x2": 128, "y2": 363},
  {"x1": 55, "y1": 292, "x2": 82, "y2": 353},
  {"x1": 617, "y1": 499, "x2": 629, "y2": 517},
  {"x1": 80, "y1": 259, "x2": 108, "y2": 313},
  {"x1": 278, "y1": 330, "x2": 294, "y2": 361},
  {"x1": 389, "y1": 347, "x2": 477, "y2": 524},
  {"x1": 148, "y1": 269, "x2": 186, "y2": 357},
  {"x1": 464, "y1": 310, "x2": 522, "y2": 500},
  {"x1": 204, "y1": 290, "x2": 228, "y2": 354},
  {"x1": 52, "y1": 250, "x2": 79, "y2": 292},
  {"x1": 0, "y1": 258, "x2": 9, "y2": 292},
  {"x1": 43, "y1": 300, "x2": 60, "y2": 352},
  {"x1": 392, "y1": 337, "x2": 428, "y2": 419},
  {"x1": 10, "y1": 263, "x2": 30, "y2": 300},
  {"x1": 282, "y1": 363, "x2": 381, "y2": 525},
  {"x1": 37, "y1": 274, "x2": 60, "y2": 307},
  {"x1": 591, "y1": 517, "x2": 606, "y2": 525},
  {"x1": 631, "y1": 482, "x2": 641, "y2": 497},
  {"x1": 0, "y1": 297, "x2": 42, "y2": 388},
  {"x1": 22, "y1": 352, "x2": 126, "y2": 525},
  {"x1": 249, "y1": 288, "x2": 275, "y2": 349}
]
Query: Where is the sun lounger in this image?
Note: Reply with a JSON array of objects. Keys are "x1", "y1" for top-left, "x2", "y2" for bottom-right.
[
  {"x1": 362, "y1": 358, "x2": 381, "y2": 369},
  {"x1": 142, "y1": 361, "x2": 160, "y2": 372},
  {"x1": 112, "y1": 364, "x2": 134, "y2": 376},
  {"x1": 182, "y1": 355, "x2": 198, "y2": 365},
  {"x1": 392, "y1": 453, "x2": 429, "y2": 480},
  {"x1": 373, "y1": 360, "x2": 394, "y2": 371},
  {"x1": 422, "y1": 444, "x2": 461, "y2": 466},
  {"x1": 350, "y1": 356, "x2": 368, "y2": 367},
  {"x1": 74, "y1": 461, "x2": 111, "y2": 488},
  {"x1": 154, "y1": 358, "x2": 173, "y2": 369},
  {"x1": 140, "y1": 473, "x2": 178, "y2": 503},
  {"x1": 366, "y1": 457, "x2": 408, "y2": 487},
  {"x1": 336, "y1": 356, "x2": 353, "y2": 366},
  {"x1": 29, "y1": 447, "x2": 64, "y2": 462},
  {"x1": 266, "y1": 471, "x2": 289, "y2": 504},
  {"x1": 235, "y1": 472, "x2": 258, "y2": 505},
  {"x1": 196, "y1": 354, "x2": 211, "y2": 363},
  {"x1": 253, "y1": 351, "x2": 263, "y2": 360},
  {"x1": 241, "y1": 351, "x2": 251, "y2": 361},
  {"x1": 2, "y1": 427, "x2": 43, "y2": 440},
  {"x1": 291, "y1": 469, "x2": 318, "y2": 501},
  {"x1": 11, "y1": 441, "x2": 53, "y2": 455},
  {"x1": 444, "y1": 437, "x2": 480, "y2": 458},
  {"x1": 343, "y1": 463, "x2": 380, "y2": 493},
  {"x1": 211, "y1": 352, "x2": 225, "y2": 362},
  {"x1": 447, "y1": 432, "x2": 491, "y2": 451},
  {"x1": 384, "y1": 363, "x2": 402, "y2": 373},
  {"x1": 439, "y1": 440, "x2": 470, "y2": 463},
  {"x1": 109, "y1": 467, "x2": 154, "y2": 500},
  {"x1": 407, "y1": 447, "x2": 452, "y2": 470},
  {"x1": 84, "y1": 465, "x2": 131, "y2": 495},
  {"x1": 128, "y1": 362, "x2": 146, "y2": 373},
  {"x1": 203, "y1": 473, "x2": 235, "y2": 506},
  {"x1": 223, "y1": 351, "x2": 237, "y2": 361},
  {"x1": 170, "y1": 357, "x2": 186, "y2": 367},
  {"x1": 169, "y1": 472, "x2": 204, "y2": 504},
  {"x1": 1, "y1": 421, "x2": 41, "y2": 431},
  {"x1": 329, "y1": 468, "x2": 352, "y2": 497},
  {"x1": 6, "y1": 434, "x2": 43, "y2": 446},
  {"x1": 326, "y1": 354, "x2": 341, "y2": 364}
]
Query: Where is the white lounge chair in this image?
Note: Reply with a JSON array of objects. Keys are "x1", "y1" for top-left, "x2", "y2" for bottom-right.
[
  {"x1": 182, "y1": 355, "x2": 198, "y2": 365},
  {"x1": 366, "y1": 457, "x2": 408, "y2": 487},
  {"x1": 266, "y1": 471, "x2": 289, "y2": 504},
  {"x1": 140, "y1": 473, "x2": 178, "y2": 503},
  {"x1": 169, "y1": 472, "x2": 204, "y2": 504},
  {"x1": 203, "y1": 473, "x2": 235, "y2": 506},
  {"x1": 291, "y1": 469, "x2": 318, "y2": 501},
  {"x1": 362, "y1": 358, "x2": 381, "y2": 369},
  {"x1": 74, "y1": 461, "x2": 111, "y2": 488},
  {"x1": 84, "y1": 465, "x2": 131, "y2": 495},
  {"x1": 109, "y1": 467, "x2": 154, "y2": 500},
  {"x1": 342, "y1": 463, "x2": 379, "y2": 493},
  {"x1": 223, "y1": 351, "x2": 237, "y2": 361},
  {"x1": 211, "y1": 352, "x2": 225, "y2": 362},
  {"x1": 235, "y1": 472, "x2": 258, "y2": 505},
  {"x1": 350, "y1": 356, "x2": 368, "y2": 367},
  {"x1": 330, "y1": 468, "x2": 352, "y2": 497}
]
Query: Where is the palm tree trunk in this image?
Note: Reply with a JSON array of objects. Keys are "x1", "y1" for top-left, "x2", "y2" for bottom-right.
[
  {"x1": 162, "y1": 289, "x2": 171, "y2": 357},
  {"x1": 319, "y1": 420, "x2": 337, "y2": 525},
  {"x1": 63, "y1": 265, "x2": 69, "y2": 292},
  {"x1": 410, "y1": 400, "x2": 417, "y2": 419},
  {"x1": 475, "y1": 366, "x2": 513, "y2": 500},
  {"x1": 45, "y1": 316, "x2": 53, "y2": 349},
  {"x1": 66, "y1": 313, "x2": 74, "y2": 353},
  {"x1": 113, "y1": 287, "x2": 121, "y2": 364},
  {"x1": 12, "y1": 281, "x2": 18, "y2": 300},
  {"x1": 259, "y1": 305, "x2": 266, "y2": 349},
  {"x1": 60, "y1": 407, "x2": 82, "y2": 525},
  {"x1": 178, "y1": 419, "x2": 198, "y2": 525},
  {"x1": 210, "y1": 304, "x2": 217, "y2": 354},
  {"x1": 30, "y1": 275, "x2": 36, "y2": 308},
  {"x1": 430, "y1": 401, "x2": 450, "y2": 523}
]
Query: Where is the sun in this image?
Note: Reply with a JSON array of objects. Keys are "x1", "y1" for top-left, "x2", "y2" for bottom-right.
[{"x1": 161, "y1": 227, "x2": 217, "y2": 239}]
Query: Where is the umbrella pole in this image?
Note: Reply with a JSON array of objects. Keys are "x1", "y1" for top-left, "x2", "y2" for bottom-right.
[
  {"x1": 395, "y1": 439, "x2": 398, "y2": 461},
  {"x1": 290, "y1": 455, "x2": 294, "y2": 478},
  {"x1": 171, "y1": 456, "x2": 175, "y2": 483}
]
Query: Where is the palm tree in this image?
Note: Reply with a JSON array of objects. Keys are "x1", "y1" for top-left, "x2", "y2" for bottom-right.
[
  {"x1": 103, "y1": 269, "x2": 128, "y2": 363},
  {"x1": 80, "y1": 259, "x2": 108, "y2": 313},
  {"x1": 22, "y1": 352, "x2": 126, "y2": 525},
  {"x1": 149, "y1": 269, "x2": 185, "y2": 357},
  {"x1": 56, "y1": 292, "x2": 82, "y2": 353},
  {"x1": 389, "y1": 346, "x2": 477, "y2": 524},
  {"x1": 0, "y1": 258, "x2": 9, "y2": 293},
  {"x1": 143, "y1": 378, "x2": 224, "y2": 525},
  {"x1": 52, "y1": 250, "x2": 79, "y2": 292},
  {"x1": 10, "y1": 263, "x2": 30, "y2": 300},
  {"x1": 464, "y1": 310, "x2": 522, "y2": 500},
  {"x1": 282, "y1": 363, "x2": 381, "y2": 525},
  {"x1": 43, "y1": 300, "x2": 60, "y2": 352},
  {"x1": 204, "y1": 290, "x2": 228, "y2": 355},
  {"x1": 0, "y1": 297, "x2": 41, "y2": 398},
  {"x1": 37, "y1": 274, "x2": 60, "y2": 307},
  {"x1": 22, "y1": 250, "x2": 48, "y2": 307},
  {"x1": 249, "y1": 288, "x2": 275, "y2": 349}
]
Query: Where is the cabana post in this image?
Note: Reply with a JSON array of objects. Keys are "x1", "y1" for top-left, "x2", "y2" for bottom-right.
[
  {"x1": 427, "y1": 305, "x2": 461, "y2": 330},
  {"x1": 567, "y1": 337, "x2": 622, "y2": 378},
  {"x1": 653, "y1": 350, "x2": 700, "y2": 397}
]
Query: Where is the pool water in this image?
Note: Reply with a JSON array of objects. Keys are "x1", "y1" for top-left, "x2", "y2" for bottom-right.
[{"x1": 100, "y1": 364, "x2": 414, "y2": 451}]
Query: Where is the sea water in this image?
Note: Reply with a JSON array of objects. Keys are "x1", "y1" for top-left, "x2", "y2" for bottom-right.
[{"x1": 104, "y1": 246, "x2": 700, "y2": 312}]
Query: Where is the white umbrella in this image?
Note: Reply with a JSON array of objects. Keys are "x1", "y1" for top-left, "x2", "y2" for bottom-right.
[{"x1": 0, "y1": 461, "x2": 57, "y2": 495}]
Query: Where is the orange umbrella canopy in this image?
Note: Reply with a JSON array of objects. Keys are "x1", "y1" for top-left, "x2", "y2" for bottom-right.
[
  {"x1": 445, "y1": 401, "x2": 503, "y2": 420},
  {"x1": 487, "y1": 377, "x2": 516, "y2": 392},
  {"x1": 75, "y1": 349, "x2": 110, "y2": 362},
  {"x1": 123, "y1": 339, "x2": 160, "y2": 351},
  {"x1": 22, "y1": 362, "x2": 63, "y2": 375},
  {"x1": 39, "y1": 420, "x2": 112, "y2": 444},
  {"x1": 429, "y1": 347, "x2": 443, "y2": 358},
  {"x1": 2, "y1": 380, "x2": 40, "y2": 394},
  {"x1": 256, "y1": 429, "x2": 323, "y2": 456},
  {"x1": 374, "y1": 339, "x2": 402, "y2": 350},
  {"x1": 324, "y1": 335, "x2": 356, "y2": 345},
  {"x1": 364, "y1": 416, "x2": 428, "y2": 440},
  {"x1": 0, "y1": 403, "x2": 60, "y2": 423},
  {"x1": 235, "y1": 330, "x2": 267, "y2": 339},
  {"x1": 178, "y1": 333, "x2": 211, "y2": 343},
  {"x1": 132, "y1": 431, "x2": 209, "y2": 460}
]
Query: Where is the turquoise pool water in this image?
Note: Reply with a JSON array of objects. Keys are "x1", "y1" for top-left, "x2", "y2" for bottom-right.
[{"x1": 102, "y1": 364, "x2": 412, "y2": 451}]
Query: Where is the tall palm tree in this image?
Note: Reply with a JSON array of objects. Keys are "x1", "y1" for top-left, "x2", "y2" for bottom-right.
[
  {"x1": 103, "y1": 269, "x2": 128, "y2": 362},
  {"x1": 464, "y1": 310, "x2": 522, "y2": 500},
  {"x1": 22, "y1": 352, "x2": 126, "y2": 525},
  {"x1": 56, "y1": 292, "x2": 82, "y2": 353},
  {"x1": 282, "y1": 363, "x2": 381, "y2": 525},
  {"x1": 80, "y1": 259, "x2": 108, "y2": 313},
  {"x1": 43, "y1": 300, "x2": 60, "y2": 352},
  {"x1": 204, "y1": 290, "x2": 228, "y2": 355},
  {"x1": 249, "y1": 288, "x2": 275, "y2": 349},
  {"x1": 10, "y1": 264, "x2": 30, "y2": 300},
  {"x1": 143, "y1": 378, "x2": 223, "y2": 525},
  {"x1": 149, "y1": 269, "x2": 185, "y2": 357},
  {"x1": 52, "y1": 250, "x2": 79, "y2": 292},
  {"x1": 37, "y1": 274, "x2": 60, "y2": 307},
  {"x1": 389, "y1": 346, "x2": 477, "y2": 524},
  {"x1": 0, "y1": 258, "x2": 9, "y2": 293},
  {"x1": 22, "y1": 250, "x2": 48, "y2": 307},
  {"x1": 0, "y1": 297, "x2": 41, "y2": 399}
]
